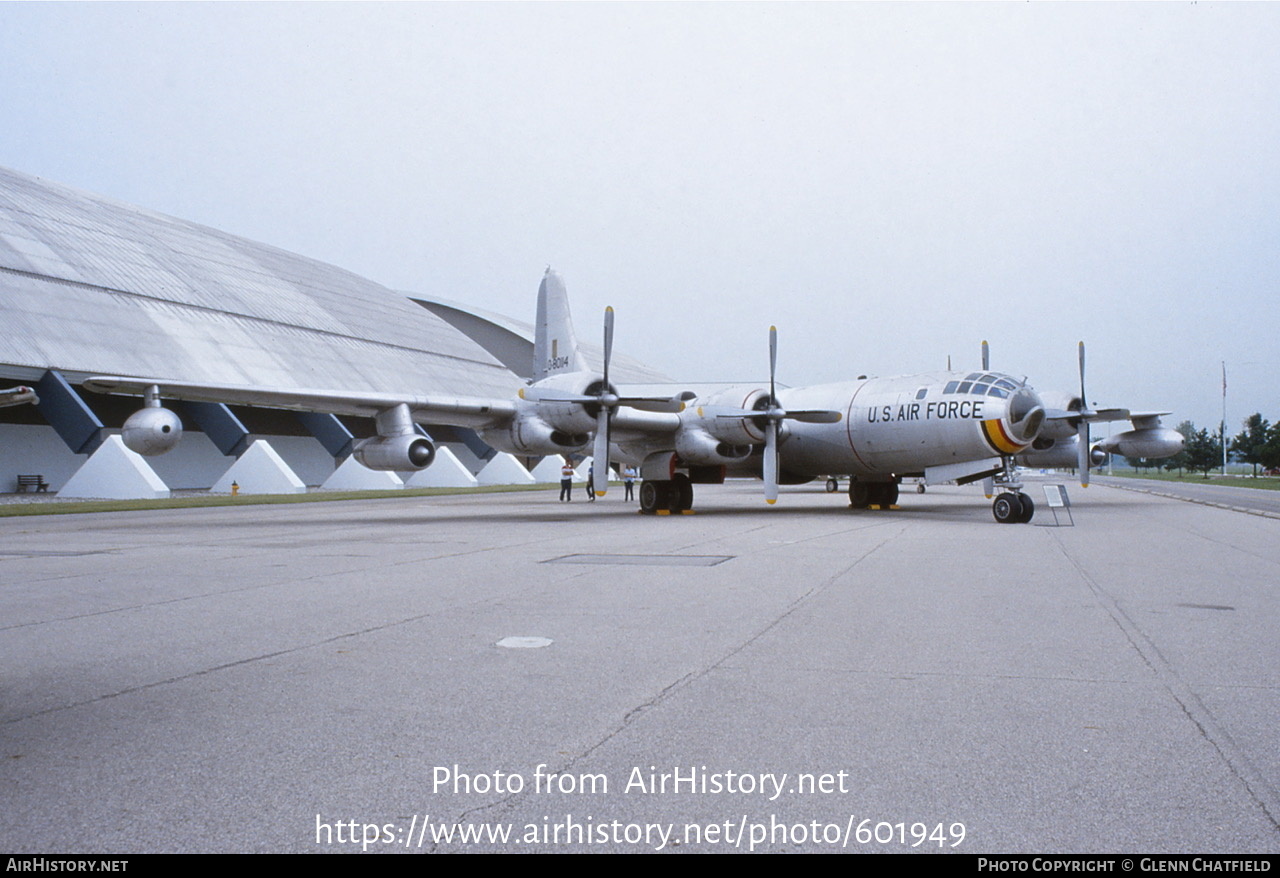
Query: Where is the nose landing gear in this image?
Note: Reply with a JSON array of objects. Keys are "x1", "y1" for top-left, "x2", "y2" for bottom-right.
[
  {"x1": 991, "y1": 456, "x2": 1034, "y2": 524},
  {"x1": 992, "y1": 491, "x2": 1034, "y2": 524}
]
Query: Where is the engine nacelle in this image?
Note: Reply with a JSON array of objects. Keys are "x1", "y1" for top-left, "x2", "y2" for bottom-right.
[
  {"x1": 477, "y1": 413, "x2": 589, "y2": 456},
  {"x1": 1096, "y1": 427, "x2": 1185, "y2": 460},
  {"x1": 352, "y1": 434, "x2": 436, "y2": 471},
  {"x1": 1037, "y1": 391, "x2": 1085, "y2": 440},
  {"x1": 673, "y1": 425, "x2": 752, "y2": 467},
  {"x1": 525, "y1": 374, "x2": 610, "y2": 435},
  {"x1": 121, "y1": 406, "x2": 183, "y2": 456},
  {"x1": 1016, "y1": 435, "x2": 1107, "y2": 469},
  {"x1": 683, "y1": 387, "x2": 770, "y2": 446}
]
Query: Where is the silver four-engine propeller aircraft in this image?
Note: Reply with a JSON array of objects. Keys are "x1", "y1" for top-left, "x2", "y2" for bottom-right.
[{"x1": 86, "y1": 269, "x2": 1183, "y2": 523}]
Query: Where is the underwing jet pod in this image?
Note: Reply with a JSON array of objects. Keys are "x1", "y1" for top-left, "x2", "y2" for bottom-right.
[
  {"x1": 0, "y1": 386, "x2": 38, "y2": 407},
  {"x1": 85, "y1": 269, "x2": 683, "y2": 484}
]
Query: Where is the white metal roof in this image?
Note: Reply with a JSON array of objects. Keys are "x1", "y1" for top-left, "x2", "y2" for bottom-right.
[{"x1": 0, "y1": 166, "x2": 518, "y2": 398}]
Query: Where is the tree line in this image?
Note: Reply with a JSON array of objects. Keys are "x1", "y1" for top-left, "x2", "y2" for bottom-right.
[{"x1": 1126, "y1": 413, "x2": 1280, "y2": 478}]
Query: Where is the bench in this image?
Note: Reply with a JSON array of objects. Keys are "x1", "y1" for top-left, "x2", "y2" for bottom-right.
[{"x1": 16, "y1": 474, "x2": 49, "y2": 493}]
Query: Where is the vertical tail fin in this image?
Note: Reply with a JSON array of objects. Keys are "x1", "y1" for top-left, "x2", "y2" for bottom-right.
[{"x1": 533, "y1": 268, "x2": 588, "y2": 382}]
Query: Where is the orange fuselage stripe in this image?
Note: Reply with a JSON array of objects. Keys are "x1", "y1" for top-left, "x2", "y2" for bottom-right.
[{"x1": 981, "y1": 418, "x2": 1028, "y2": 455}]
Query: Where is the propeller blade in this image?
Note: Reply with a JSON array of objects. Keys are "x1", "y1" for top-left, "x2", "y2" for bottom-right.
[
  {"x1": 981, "y1": 340, "x2": 990, "y2": 371},
  {"x1": 524, "y1": 392, "x2": 596, "y2": 405},
  {"x1": 768, "y1": 325, "x2": 778, "y2": 405},
  {"x1": 715, "y1": 407, "x2": 839, "y2": 424},
  {"x1": 590, "y1": 306, "x2": 616, "y2": 497},
  {"x1": 615, "y1": 396, "x2": 686, "y2": 413},
  {"x1": 1078, "y1": 340, "x2": 1087, "y2": 412},
  {"x1": 1078, "y1": 421, "x2": 1090, "y2": 488},
  {"x1": 982, "y1": 476, "x2": 994, "y2": 499},
  {"x1": 593, "y1": 409, "x2": 610, "y2": 496},
  {"x1": 763, "y1": 420, "x2": 778, "y2": 505},
  {"x1": 1077, "y1": 340, "x2": 1090, "y2": 487},
  {"x1": 763, "y1": 325, "x2": 781, "y2": 504},
  {"x1": 784, "y1": 409, "x2": 842, "y2": 424},
  {"x1": 602, "y1": 306, "x2": 614, "y2": 389}
]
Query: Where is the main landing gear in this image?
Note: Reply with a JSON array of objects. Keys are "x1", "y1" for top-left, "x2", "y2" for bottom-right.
[
  {"x1": 847, "y1": 479, "x2": 899, "y2": 509},
  {"x1": 638, "y1": 473, "x2": 694, "y2": 515}
]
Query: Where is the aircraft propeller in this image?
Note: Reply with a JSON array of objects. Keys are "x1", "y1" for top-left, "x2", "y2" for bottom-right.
[
  {"x1": 986, "y1": 338, "x2": 1095, "y2": 488},
  {"x1": 591, "y1": 308, "x2": 615, "y2": 497},
  {"x1": 1077, "y1": 341, "x2": 1090, "y2": 488},
  {"x1": 525, "y1": 306, "x2": 685, "y2": 497},
  {"x1": 584, "y1": 307, "x2": 694, "y2": 496},
  {"x1": 763, "y1": 326, "x2": 781, "y2": 503},
  {"x1": 753, "y1": 326, "x2": 841, "y2": 505}
]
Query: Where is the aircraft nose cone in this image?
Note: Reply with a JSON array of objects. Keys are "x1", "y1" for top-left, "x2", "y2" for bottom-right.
[{"x1": 1007, "y1": 385, "x2": 1046, "y2": 443}]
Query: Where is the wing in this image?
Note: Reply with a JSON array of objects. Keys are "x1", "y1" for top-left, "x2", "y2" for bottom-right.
[
  {"x1": 1083, "y1": 407, "x2": 1134, "y2": 424},
  {"x1": 84, "y1": 376, "x2": 518, "y2": 429}
]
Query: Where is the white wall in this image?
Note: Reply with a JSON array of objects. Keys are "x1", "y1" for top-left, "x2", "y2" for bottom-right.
[{"x1": 0, "y1": 424, "x2": 339, "y2": 491}]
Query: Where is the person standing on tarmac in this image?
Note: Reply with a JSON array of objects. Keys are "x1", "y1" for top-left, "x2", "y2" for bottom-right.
[
  {"x1": 624, "y1": 465, "x2": 637, "y2": 501},
  {"x1": 559, "y1": 459, "x2": 575, "y2": 502},
  {"x1": 585, "y1": 464, "x2": 596, "y2": 501}
]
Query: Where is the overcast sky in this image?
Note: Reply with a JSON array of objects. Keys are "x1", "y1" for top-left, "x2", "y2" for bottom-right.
[{"x1": 2, "y1": 2, "x2": 1276, "y2": 433}]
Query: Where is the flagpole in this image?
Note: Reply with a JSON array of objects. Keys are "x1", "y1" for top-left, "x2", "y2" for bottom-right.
[{"x1": 1221, "y1": 361, "x2": 1228, "y2": 475}]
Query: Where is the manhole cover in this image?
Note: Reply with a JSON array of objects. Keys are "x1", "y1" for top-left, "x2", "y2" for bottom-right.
[
  {"x1": 544, "y1": 554, "x2": 732, "y2": 567},
  {"x1": 497, "y1": 636, "x2": 553, "y2": 649}
]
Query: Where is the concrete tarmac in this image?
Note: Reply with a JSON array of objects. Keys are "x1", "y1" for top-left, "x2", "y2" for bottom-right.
[
  {"x1": 1, "y1": 478, "x2": 1277, "y2": 853},
  {"x1": 1094, "y1": 474, "x2": 1280, "y2": 519}
]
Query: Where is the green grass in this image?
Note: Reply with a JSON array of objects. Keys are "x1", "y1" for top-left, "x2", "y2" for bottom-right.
[
  {"x1": 1105, "y1": 471, "x2": 1280, "y2": 492},
  {"x1": 0, "y1": 483, "x2": 560, "y2": 517}
]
